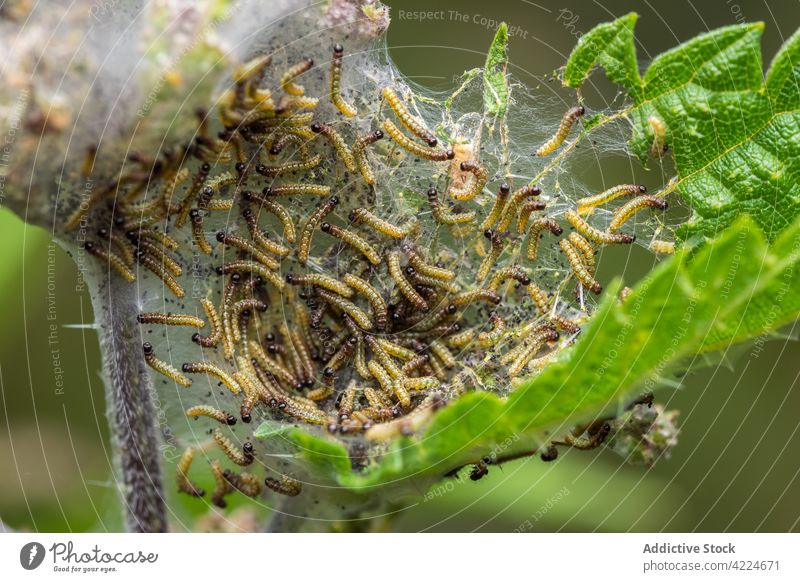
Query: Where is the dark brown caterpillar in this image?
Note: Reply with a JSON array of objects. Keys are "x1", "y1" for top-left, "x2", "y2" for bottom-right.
[{"x1": 264, "y1": 475, "x2": 302, "y2": 497}]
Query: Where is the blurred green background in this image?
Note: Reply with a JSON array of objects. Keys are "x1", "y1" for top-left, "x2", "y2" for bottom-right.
[{"x1": 1, "y1": 0, "x2": 799, "y2": 532}]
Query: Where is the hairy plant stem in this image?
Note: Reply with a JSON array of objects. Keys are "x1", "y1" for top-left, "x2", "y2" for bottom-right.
[{"x1": 90, "y1": 271, "x2": 166, "y2": 532}]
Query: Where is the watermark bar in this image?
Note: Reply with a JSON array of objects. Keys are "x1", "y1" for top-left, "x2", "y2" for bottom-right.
[{"x1": 0, "y1": 533, "x2": 796, "y2": 579}]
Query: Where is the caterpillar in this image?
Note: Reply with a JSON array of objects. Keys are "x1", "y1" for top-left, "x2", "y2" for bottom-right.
[
  {"x1": 330, "y1": 44, "x2": 357, "y2": 117},
  {"x1": 264, "y1": 183, "x2": 331, "y2": 197},
  {"x1": 242, "y1": 191, "x2": 297, "y2": 243},
  {"x1": 232, "y1": 53, "x2": 272, "y2": 83},
  {"x1": 189, "y1": 209, "x2": 213, "y2": 255},
  {"x1": 375, "y1": 338, "x2": 417, "y2": 361},
  {"x1": 382, "y1": 86, "x2": 438, "y2": 147},
  {"x1": 479, "y1": 183, "x2": 510, "y2": 231},
  {"x1": 278, "y1": 322, "x2": 308, "y2": 385},
  {"x1": 310, "y1": 122, "x2": 357, "y2": 172},
  {"x1": 409, "y1": 271, "x2": 460, "y2": 294},
  {"x1": 192, "y1": 298, "x2": 222, "y2": 348},
  {"x1": 210, "y1": 460, "x2": 232, "y2": 508},
  {"x1": 241, "y1": 208, "x2": 291, "y2": 258},
  {"x1": 264, "y1": 475, "x2": 302, "y2": 497},
  {"x1": 288, "y1": 326, "x2": 315, "y2": 383},
  {"x1": 224, "y1": 470, "x2": 263, "y2": 498},
  {"x1": 487, "y1": 266, "x2": 531, "y2": 293},
  {"x1": 276, "y1": 95, "x2": 319, "y2": 113},
  {"x1": 216, "y1": 231, "x2": 281, "y2": 270},
  {"x1": 427, "y1": 186, "x2": 476, "y2": 224},
  {"x1": 342, "y1": 273, "x2": 389, "y2": 329},
  {"x1": 181, "y1": 361, "x2": 241, "y2": 394},
  {"x1": 447, "y1": 328, "x2": 476, "y2": 348},
  {"x1": 448, "y1": 161, "x2": 488, "y2": 201},
  {"x1": 257, "y1": 371, "x2": 327, "y2": 425},
  {"x1": 560, "y1": 238, "x2": 602, "y2": 294},
  {"x1": 497, "y1": 185, "x2": 541, "y2": 233},
  {"x1": 337, "y1": 382, "x2": 358, "y2": 418},
  {"x1": 352, "y1": 129, "x2": 384, "y2": 186},
  {"x1": 231, "y1": 298, "x2": 268, "y2": 343},
  {"x1": 325, "y1": 336, "x2": 358, "y2": 375},
  {"x1": 568, "y1": 232, "x2": 596, "y2": 273},
  {"x1": 131, "y1": 228, "x2": 179, "y2": 252},
  {"x1": 286, "y1": 272, "x2": 354, "y2": 298},
  {"x1": 298, "y1": 196, "x2": 339, "y2": 264},
  {"x1": 250, "y1": 340, "x2": 302, "y2": 389},
  {"x1": 217, "y1": 260, "x2": 285, "y2": 291},
  {"x1": 526, "y1": 284, "x2": 581, "y2": 335},
  {"x1": 83, "y1": 241, "x2": 136, "y2": 283},
  {"x1": 213, "y1": 428, "x2": 254, "y2": 466},
  {"x1": 135, "y1": 250, "x2": 185, "y2": 298},
  {"x1": 364, "y1": 336, "x2": 405, "y2": 379},
  {"x1": 476, "y1": 229, "x2": 504, "y2": 282},
  {"x1": 97, "y1": 228, "x2": 135, "y2": 266},
  {"x1": 220, "y1": 275, "x2": 242, "y2": 359},
  {"x1": 280, "y1": 56, "x2": 314, "y2": 96},
  {"x1": 515, "y1": 199, "x2": 548, "y2": 233},
  {"x1": 175, "y1": 163, "x2": 211, "y2": 227},
  {"x1": 576, "y1": 184, "x2": 646, "y2": 213},
  {"x1": 349, "y1": 207, "x2": 419, "y2": 238},
  {"x1": 452, "y1": 288, "x2": 501, "y2": 306},
  {"x1": 535, "y1": 105, "x2": 584, "y2": 156},
  {"x1": 403, "y1": 376, "x2": 440, "y2": 392},
  {"x1": 387, "y1": 251, "x2": 429, "y2": 312},
  {"x1": 80, "y1": 144, "x2": 97, "y2": 178},
  {"x1": 142, "y1": 342, "x2": 192, "y2": 387},
  {"x1": 564, "y1": 209, "x2": 635, "y2": 244},
  {"x1": 428, "y1": 339, "x2": 456, "y2": 369},
  {"x1": 317, "y1": 289, "x2": 375, "y2": 331},
  {"x1": 648, "y1": 115, "x2": 667, "y2": 157},
  {"x1": 402, "y1": 244, "x2": 455, "y2": 280},
  {"x1": 649, "y1": 239, "x2": 675, "y2": 254},
  {"x1": 255, "y1": 154, "x2": 322, "y2": 178},
  {"x1": 368, "y1": 359, "x2": 409, "y2": 406},
  {"x1": 137, "y1": 312, "x2": 205, "y2": 328},
  {"x1": 507, "y1": 325, "x2": 559, "y2": 377},
  {"x1": 526, "y1": 217, "x2": 564, "y2": 262},
  {"x1": 320, "y1": 222, "x2": 382, "y2": 265},
  {"x1": 176, "y1": 448, "x2": 205, "y2": 497},
  {"x1": 608, "y1": 195, "x2": 668, "y2": 232},
  {"x1": 133, "y1": 238, "x2": 182, "y2": 277},
  {"x1": 553, "y1": 422, "x2": 611, "y2": 450},
  {"x1": 186, "y1": 405, "x2": 237, "y2": 426},
  {"x1": 268, "y1": 132, "x2": 310, "y2": 159},
  {"x1": 476, "y1": 312, "x2": 506, "y2": 348},
  {"x1": 381, "y1": 119, "x2": 454, "y2": 161}
]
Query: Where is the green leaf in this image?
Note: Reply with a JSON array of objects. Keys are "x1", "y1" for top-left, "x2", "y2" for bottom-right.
[
  {"x1": 483, "y1": 23, "x2": 510, "y2": 118},
  {"x1": 253, "y1": 216, "x2": 800, "y2": 491},
  {"x1": 563, "y1": 12, "x2": 641, "y2": 97},
  {"x1": 568, "y1": 17, "x2": 800, "y2": 243}
]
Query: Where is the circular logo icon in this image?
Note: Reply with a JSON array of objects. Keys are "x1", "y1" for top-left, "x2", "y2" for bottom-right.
[{"x1": 20, "y1": 542, "x2": 46, "y2": 570}]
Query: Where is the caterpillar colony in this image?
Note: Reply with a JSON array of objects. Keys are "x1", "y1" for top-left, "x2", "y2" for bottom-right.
[{"x1": 62, "y1": 26, "x2": 675, "y2": 510}]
